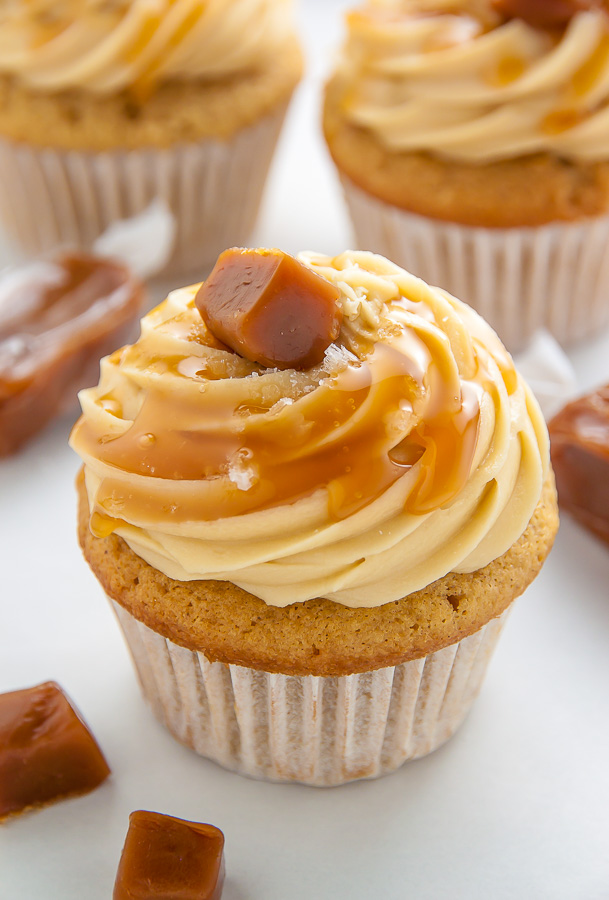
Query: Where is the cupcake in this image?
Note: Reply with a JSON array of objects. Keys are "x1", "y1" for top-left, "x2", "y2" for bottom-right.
[
  {"x1": 0, "y1": 0, "x2": 303, "y2": 275},
  {"x1": 323, "y1": 0, "x2": 609, "y2": 352},
  {"x1": 71, "y1": 247, "x2": 558, "y2": 786}
]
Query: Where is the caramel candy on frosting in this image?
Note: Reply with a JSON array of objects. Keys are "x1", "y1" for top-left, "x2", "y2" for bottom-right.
[
  {"x1": 549, "y1": 384, "x2": 609, "y2": 546},
  {"x1": 492, "y1": 0, "x2": 602, "y2": 28},
  {"x1": 113, "y1": 811, "x2": 225, "y2": 900},
  {"x1": 195, "y1": 248, "x2": 342, "y2": 370},
  {"x1": 0, "y1": 252, "x2": 144, "y2": 456},
  {"x1": 0, "y1": 681, "x2": 110, "y2": 820}
]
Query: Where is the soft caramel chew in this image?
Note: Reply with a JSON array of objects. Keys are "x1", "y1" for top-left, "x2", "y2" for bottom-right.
[
  {"x1": 0, "y1": 681, "x2": 110, "y2": 820},
  {"x1": 78, "y1": 472, "x2": 558, "y2": 677},
  {"x1": 0, "y1": 253, "x2": 144, "y2": 457},
  {"x1": 114, "y1": 811, "x2": 225, "y2": 900},
  {"x1": 196, "y1": 249, "x2": 342, "y2": 369},
  {"x1": 549, "y1": 384, "x2": 609, "y2": 545}
]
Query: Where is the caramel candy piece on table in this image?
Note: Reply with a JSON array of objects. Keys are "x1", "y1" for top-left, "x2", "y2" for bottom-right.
[
  {"x1": 492, "y1": 0, "x2": 602, "y2": 28},
  {"x1": 114, "y1": 810, "x2": 225, "y2": 900},
  {"x1": 0, "y1": 252, "x2": 145, "y2": 456},
  {"x1": 0, "y1": 681, "x2": 110, "y2": 820},
  {"x1": 195, "y1": 248, "x2": 342, "y2": 369},
  {"x1": 549, "y1": 384, "x2": 609, "y2": 546}
]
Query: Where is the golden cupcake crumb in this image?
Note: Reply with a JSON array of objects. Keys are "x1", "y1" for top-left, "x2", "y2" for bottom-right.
[{"x1": 78, "y1": 471, "x2": 558, "y2": 677}]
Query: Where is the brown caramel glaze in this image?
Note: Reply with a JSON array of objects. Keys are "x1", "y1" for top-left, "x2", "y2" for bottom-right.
[
  {"x1": 492, "y1": 0, "x2": 603, "y2": 29},
  {"x1": 113, "y1": 811, "x2": 225, "y2": 900},
  {"x1": 76, "y1": 330, "x2": 481, "y2": 528},
  {"x1": 195, "y1": 248, "x2": 343, "y2": 369},
  {"x1": 0, "y1": 681, "x2": 110, "y2": 821},
  {"x1": 549, "y1": 384, "x2": 609, "y2": 546},
  {"x1": 0, "y1": 252, "x2": 144, "y2": 456}
]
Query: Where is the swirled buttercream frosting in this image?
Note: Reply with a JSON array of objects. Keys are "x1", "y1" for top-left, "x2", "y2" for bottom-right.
[
  {"x1": 331, "y1": 0, "x2": 609, "y2": 163},
  {"x1": 0, "y1": 0, "x2": 295, "y2": 95},
  {"x1": 70, "y1": 250, "x2": 549, "y2": 608}
]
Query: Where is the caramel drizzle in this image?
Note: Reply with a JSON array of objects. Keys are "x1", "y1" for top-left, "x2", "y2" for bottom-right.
[{"x1": 78, "y1": 330, "x2": 483, "y2": 533}]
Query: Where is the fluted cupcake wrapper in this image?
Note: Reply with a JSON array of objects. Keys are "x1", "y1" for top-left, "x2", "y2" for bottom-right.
[
  {"x1": 0, "y1": 105, "x2": 287, "y2": 278},
  {"x1": 342, "y1": 176, "x2": 609, "y2": 353},
  {"x1": 111, "y1": 599, "x2": 509, "y2": 786}
]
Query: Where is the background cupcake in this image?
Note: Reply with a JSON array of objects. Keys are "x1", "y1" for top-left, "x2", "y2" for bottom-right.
[
  {"x1": 0, "y1": 0, "x2": 303, "y2": 275},
  {"x1": 323, "y1": 0, "x2": 609, "y2": 351},
  {"x1": 71, "y1": 247, "x2": 558, "y2": 786}
]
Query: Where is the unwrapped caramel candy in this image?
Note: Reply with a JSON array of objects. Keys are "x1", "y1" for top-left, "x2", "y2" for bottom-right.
[
  {"x1": 0, "y1": 252, "x2": 144, "y2": 456},
  {"x1": 113, "y1": 811, "x2": 225, "y2": 900},
  {"x1": 493, "y1": 0, "x2": 602, "y2": 28},
  {"x1": 0, "y1": 681, "x2": 110, "y2": 820},
  {"x1": 549, "y1": 384, "x2": 609, "y2": 546},
  {"x1": 195, "y1": 248, "x2": 342, "y2": 369}
]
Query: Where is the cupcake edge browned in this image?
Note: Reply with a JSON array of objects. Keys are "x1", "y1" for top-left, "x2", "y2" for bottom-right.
[
  {"x1": 0, "y1": 36, "x2": 303, "y2": 151},
  {"x1": 323, "y1": 81, "x2": 609, "y2": 229},
  {"x1": 77, "y1": 470, "x2": 558, "y2": 678}
]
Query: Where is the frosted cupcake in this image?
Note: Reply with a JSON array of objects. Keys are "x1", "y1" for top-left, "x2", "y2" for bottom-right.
[
  {"x1": 71, "y1": 247, "x2": 558, "y2": 786},
  {"x1": 323, "y1": 0, "x2": 609, "y2": 351},
  {"x1": 0, "y1": 0, "x2": 302, "y2": 275}
]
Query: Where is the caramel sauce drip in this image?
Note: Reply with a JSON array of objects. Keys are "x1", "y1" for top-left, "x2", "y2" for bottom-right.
[
  {"x1": 30, "y1": 20, "x2": 67, "y2": 47},
  {"x1": 79, "y1": 326, "x2": 483, "y2": 530},
  {"x1": 402, "y1": 379, "x2": 482, "y2": 515},
  {"x1": 123, "y1": 9, "x2": 162, "y2": 64},
  {"x1": 488, "y1": 55, "x2": 527, "y2": 86},
  {"x1": 129, "y1": 2, "x2": 207, "y2": 102},
  {"x1": 572, "y1": 31, "x2": 609, "y2": 96},
  {"x1": 542, "y1": 107, "x2": 583, "y2": 133}
]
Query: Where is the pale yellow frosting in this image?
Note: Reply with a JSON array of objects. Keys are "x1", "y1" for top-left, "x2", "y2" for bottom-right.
[
  {"x1": 333, "y1": 1, "x2": 609, "y2": 163},
  {"x1": 0, "y1": 0, "x2": 295, "y2": 95},
  {"x1": 70, "y1": 251, "x2": 548, "y2": 608}
]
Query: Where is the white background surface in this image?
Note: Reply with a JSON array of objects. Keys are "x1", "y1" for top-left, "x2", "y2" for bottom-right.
[{"x1": 2, "y1": 2, "x2": 609, "y2": 898}]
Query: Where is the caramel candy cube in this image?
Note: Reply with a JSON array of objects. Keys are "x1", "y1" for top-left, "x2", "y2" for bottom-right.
[
  {"x1": 195, "y1": 248, "x2": 342, "y2": 369},
  {"x1": 0, "y1": 681, "x2": 110, "y2": 820},
  {"x1": 549, "y1": 384, "x2": 609, "y2": 546},
  {"x1": 0, "y1": 252, "x2": 144, "y2": 457},
  {"x1": 113, "y1": 811, "x2": 225, "y2": 900}
]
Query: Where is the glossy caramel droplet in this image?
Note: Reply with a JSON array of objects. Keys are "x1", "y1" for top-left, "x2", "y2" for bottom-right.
[
  {"x1": 113, "y1": 811, "x2": 225, "y2": 900},
  {"x1": 492, "y1": 0, "x2": 602, "y2": 29},
  {"x1": 195, "y1": 248, "x2": 343, "y2": 370}
]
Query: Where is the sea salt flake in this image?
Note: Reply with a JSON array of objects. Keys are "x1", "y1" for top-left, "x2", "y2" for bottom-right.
[{"x1": 228, "y1": 449, "x2": 259, "y2": 491}]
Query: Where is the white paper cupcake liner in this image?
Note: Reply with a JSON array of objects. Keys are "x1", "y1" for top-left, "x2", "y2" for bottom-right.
[
  {"x1": 342, "y1": 176, "x2": 609, "y2": 353},
  {"x1": 0, "y1": 105, "x2": 287, "y2": 277},
  {"x1": 111, "y1": 600, "x2": 509, "y2": 786}
]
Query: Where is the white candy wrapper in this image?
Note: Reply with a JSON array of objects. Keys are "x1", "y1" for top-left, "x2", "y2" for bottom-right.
[
  {"x1": 342, "y1": 176, "x2": 609, "y2": 353},
  {"x1": 92, "y1": 199, "x2": 176, "y2": 281},
  {"x1": 112, "y1": 599, "x2": 509, "y2": 787},
  {"x1": 514, "y1": 331, "x2": 578, "y2": 420},
  {"x1": 0, "y1": 105, "x2": 287, "y2": 277}
]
